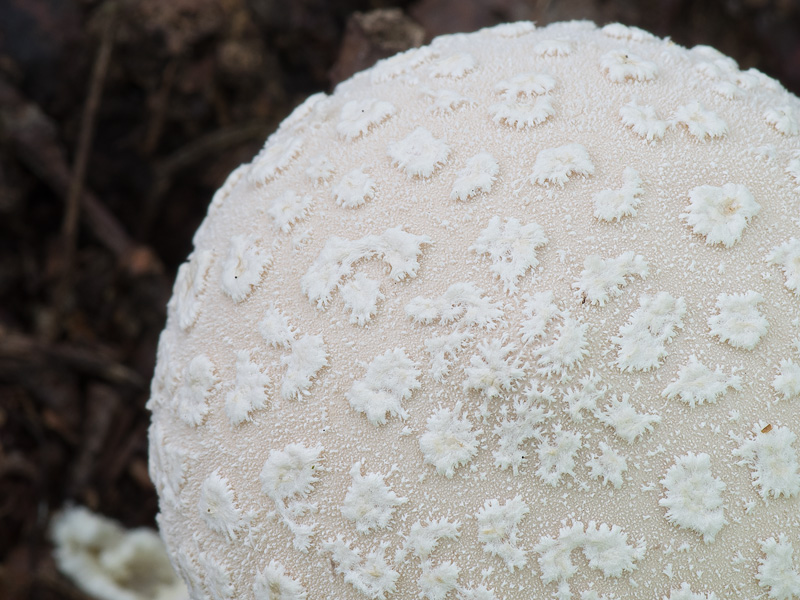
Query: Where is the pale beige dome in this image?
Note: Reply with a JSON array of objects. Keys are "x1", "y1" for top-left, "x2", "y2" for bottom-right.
[{"x1": 148, "y1": 20, "x2": 800, "y2": 600}]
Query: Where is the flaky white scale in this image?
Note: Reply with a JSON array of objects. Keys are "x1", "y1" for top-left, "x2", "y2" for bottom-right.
[
  {"x1": 767, "y1": 237, "x2": 800, "y2": 295},
  {"x1": 279, "y1": 334, "x2": 328, "y2": 399},
  {"x1": 332, "y1": 168, "x2": 377, "y2": 208},
  {"x1": 324, "y1": 538, "x2": 399, "y2": 600},
  {"x1": 489, "y1": 96, "x2": 555, "y2": 129},
  {"x1": 573, "y1": 250, "x2": 648, "y2": 306},
  {"x1": 406, "y1": 282, "x2": 503, "y2": 329},
  {"x1": 733, "y1": 425, "x2": 800, "y2": 500},
  {"x1": 495, "y1": 72, "x2": 556, "y2": 97},
  {"x1": 149, "y1": 422, "x2": 188, "y2": 508},
  {"x1": 174, "y1": 546, "x2": 204, "y2": 599},
  {"x1": 370, "y1": 46, "x2": 438, "y2": 83},
  {"x1": 450, "y1": 152, "x2": 499, "y2": 201},
  {"x1": 253, "y1": 560, "x2": 307, "y2": 600},
  {"x1": 423, "y1": 88, "x2": 476, "y2": 116},
  {"x1": 601, "y1": 49, "x2": 658, "y2": 82},
  {"x1": 475, "y1": 496, "x2": 529, "y2": 570},
  {"x1": 463, "y1": 339, "x2": 525, "y2": 398},
  {"x1": 614, "y1": 292, "x2": 686, "y2": 371},
  {"x1": 424, "y1": 329, "x2": 474, "y2": 381},
  {"x1": 562, "y1": 371, "x2": 606, "y2": 422},
  {"x1": 225, "y1": 350, "x2": 270, "y2": 426},
  {"x1": 492, "y1": 392, "x2": 552, "y2": 474},
  {"x1": 301, "y1": 226, "x2": 431, "y2": 308},
  {"x1": 519, "y1": 291, "x2": 561, "y2": 343},
  {"x1": 490, "y1": 21, "x2": 536, "y2": 38},
  {"x1": 258, "y1": 306, "x2": 295, "y2": 348},
  {"x1": 346, "y1": 347, "x2": 421, "y2": 425},
  {"x1": 773, "y1": 359, "x2": 800, "y2": 400},
  {"x1": 536, "y1": 426, "x2": 583, "y2": 485},
  {"x1": 681, "y1": 183, "x2": 760, "y2": 248},
  {"x1": 268, "y1": 190, "x2": 313, "y2": 233},
  {"x1": 786, "y1": 157, "x2": 800, "y2": 190},
  {"x1": 597, "y1": 393, "x2": 661, "y2": 443},
  {"x1": 169, "y1": 249, "x2": 213, "y2": 331},
  {"x1": 673, "y1": 101, "x2": 728, "y2": 139},
  {"x1": 340, "y1": 273, "x2": 385, "y2": 325},
  {"x1": 429, "y1": 53, "x2": 476, "y2": 79},
  {"x1": 708, "y1": 291, "x2": 769, "y2": 350},
  {"x1": 764, "y1": 105, "x2": 800, "y2": 136},
  {"x1": 661, "y1": 355, "x2": 742, "y2": 407},
  {"x1": 601, "y1": 23, "x2": 656, "y2": 42},
  {"x1": 586, "y1": 442, "x2": 628, "y2": 488},
  {"x1": 175, "y1": 354, "x2": 218, "y2": 427},
  {"x1": 337, "y1": 98, "x2": 396, "y2": 141},
  {"x1": 757, "y1": 536, "x2": 800, "y2": 600},
  {"x1": 260, "y1": 443, "x2": 323, "y2": 551},
  {"x1": 198, "y1": 470, "x2": 242, "y2": 540},
  {"x1": 534, "y1": 520, "x2": 645, "y2": 596},
  {"x1": 395, "y1": 518, "x2": 460, "y2": 563},
  {"x1": 659, "y1": 453, "x2": 727, "y2": 543},
  {"x1": 304, "y1": 154, "x2": 334, "y2": 184},
  {"x1": 220, "y1": 235, "x2": 271, "y2": 302},
  {"x1": 260, "y1": 443, "x2": 323, "y2": 501},
  {"x1": 387, "y1": 127, "x2": 450, "y2": 178},
  {"x1": 619, "y1": 102, "x2": 668, "y2": 141},
  {"x1": 150, "y1": 20, "x2": 800, "y2": 600},
  {"x1": 592, "y1": 167, "x2": 644, "y2": 221},
  {"x1": 532, "y1": 314, "x2": 589, "y2": 379},
  {"x1": 419, "y1": 402, "x2": 482, "y2": 477},
  {"x1": 249, "y1": 136, "x2": 303, "y2": 185},
  {"x1": 341, "y1": 462, "x2": 408, "y2": 534},
  {"x1": 470, "y1": 216, "x2": 548, "y2": 292},
  {"x1": 530, "y1": 143, "x2": 594, "y2": 187},
  {"x1": 418, "y1": 562, "x2": 460, "y2": 600}
]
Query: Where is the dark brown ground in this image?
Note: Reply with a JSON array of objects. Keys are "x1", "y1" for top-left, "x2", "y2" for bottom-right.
[{"x1": 1, "y1": 0, "x2": 799, "y2": 598}]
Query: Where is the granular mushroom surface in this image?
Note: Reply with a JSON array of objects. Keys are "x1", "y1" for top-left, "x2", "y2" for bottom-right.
[{"x1": 148, "y1": 20, "x2": 800, "y2": 600}]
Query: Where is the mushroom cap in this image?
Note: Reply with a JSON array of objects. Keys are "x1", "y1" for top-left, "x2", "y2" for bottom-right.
[
  {"x1": 52, "y1": 506, "x2": 188, "y2": 600},
  {"x1": 148, "y1": 20, "x2": 800, "y2": 600}
]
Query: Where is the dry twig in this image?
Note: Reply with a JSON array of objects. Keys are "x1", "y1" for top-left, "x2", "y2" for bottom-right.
[
  {"x1": 59, "y1": 2, "x2": 119, "y2": 314},
  {"x1": 0, "y1": 334, "x2": 144, "y2": 388}
]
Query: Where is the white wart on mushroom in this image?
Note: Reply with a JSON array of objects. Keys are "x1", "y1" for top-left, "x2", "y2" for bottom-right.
[{"x1": 148, "y1": 20, "x2": 800, "y2": 600}]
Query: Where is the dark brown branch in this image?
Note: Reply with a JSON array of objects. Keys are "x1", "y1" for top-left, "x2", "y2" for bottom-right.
[
  {"x1": 59, "y1": 2, "x2": 119, "y2": 312},
  {"x1": 0, "y1": 334, "x2": 144, "y2": 389},
  {"x1": 0, "y1": 77, "x2": 163, "y2": 274}
]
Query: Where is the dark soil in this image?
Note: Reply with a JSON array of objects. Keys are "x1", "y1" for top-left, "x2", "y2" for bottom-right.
[{"x1": 1, "y1": 0, "x2": 798, "y2": 598}]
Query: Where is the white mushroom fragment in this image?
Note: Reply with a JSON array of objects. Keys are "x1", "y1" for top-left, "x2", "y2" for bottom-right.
[
  {"x1": 149, "y1": 21, "x2": 800, "y2": 600},
  {"x1": 51, "y1": 506, "x2": 188, "y2": 600}
]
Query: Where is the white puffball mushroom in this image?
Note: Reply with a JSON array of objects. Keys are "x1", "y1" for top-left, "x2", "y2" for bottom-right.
[
  {"x1": 51, "y1": 506, "x2": 188, "y2": 600},
  {"x1": 148, "y1": 21, "x2": 800, "y2": 600}
]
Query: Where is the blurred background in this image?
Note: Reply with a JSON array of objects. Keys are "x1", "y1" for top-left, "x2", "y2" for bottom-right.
[{"x1": 1, "y1": 0, "x2": 799, "y2": 598}]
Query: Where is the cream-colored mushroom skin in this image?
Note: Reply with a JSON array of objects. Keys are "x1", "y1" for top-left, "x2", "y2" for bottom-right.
[{"x1": 148, "y1": 21, "x2": 800, "y2": 600}]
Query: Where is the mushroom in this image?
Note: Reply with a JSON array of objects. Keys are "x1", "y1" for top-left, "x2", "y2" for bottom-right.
[
  {"x1": 148, "y1": 20, "x2": 800, "y2": 600},
  {"x1": 51, "y1": 506, "x2": 188, "y2": 600}
]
